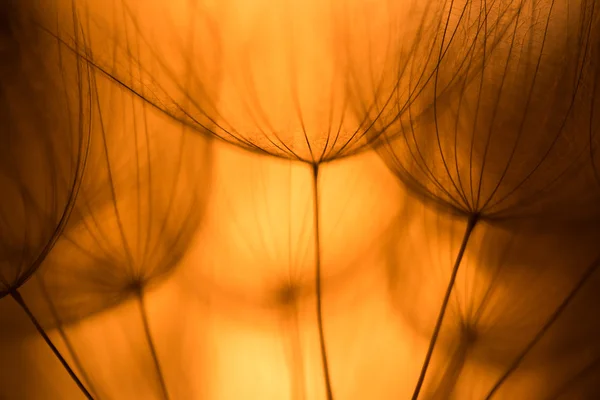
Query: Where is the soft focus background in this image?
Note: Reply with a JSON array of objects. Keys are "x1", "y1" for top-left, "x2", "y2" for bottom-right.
[{"x1": 2, "y1": 0, "x2": 600, "y2": 399}]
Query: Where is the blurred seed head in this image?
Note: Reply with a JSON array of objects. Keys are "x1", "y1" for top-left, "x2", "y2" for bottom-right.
[
  {"x1": 0, "y1": 1, "x2": 91, "y2": 299},
  {"x1": 385, "y1": 194, "x2": 600, "y2": 397},
  {"x1": 180, "y1": 143, "x2": 398, "y2": 324},
  {"x1": 32, "y1": 70, "x2": 213, "y2": 326}
]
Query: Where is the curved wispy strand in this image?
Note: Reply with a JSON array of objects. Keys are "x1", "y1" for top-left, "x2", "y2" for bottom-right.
[
  {"x1": 29, "y1": 52, "x2": 213, "y2": 399},
  {"x1": 0, "y1": 0, "x2": 89, "y2": 304},
  {"x1": 0, "y1": 1, "x2": 94, "y2": 398},
  {"x1": 368, "y1": 0, "x2": 600, "y2": 227},
  {"x1": 180, "y1": 147, "x2": 397, "y2": 400},
  {"x1": 55, "y1": 0, "x2": 453, "y2": 164},
  {"x1": 353, "y1": 2, "x2": 600, "y2": 397},
  {"x1": 385, "y1": 197, "x2": 600, "y2": 398},
  {"x1": 191, "y1": 152, "x2": 317, "y2": 399}
]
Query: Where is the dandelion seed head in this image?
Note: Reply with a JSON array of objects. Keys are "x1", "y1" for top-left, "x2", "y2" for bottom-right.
[
  {"x1": 0, "y1": 1, "x2": 91, "y2": 299},
  {"x1": 69, "y1": 0, "x2": 439, "y2": 164},
  {"x1": 31, "y1": 73, "x2": 213, "y2": 326},
  {"x1": 366, "y1": 0, "x2": 600, "y2": 227}
]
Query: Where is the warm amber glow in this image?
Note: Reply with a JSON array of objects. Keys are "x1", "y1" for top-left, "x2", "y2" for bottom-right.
[{"x1": 2, "y1": 0, "x2": 600, "y2": 399}]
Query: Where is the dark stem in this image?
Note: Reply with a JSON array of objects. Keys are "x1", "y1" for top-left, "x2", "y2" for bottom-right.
[
  {"x1": 411, "y1": 215, "x2": 478, "y2": 400},
  {"x1": 10, "y1": 289, "x2": 94, "y2": 400},
  {"x1": 137, "y1": 291, "x2": 170, "y2": 400},
  {"x1": 549, "y1": 354, "x2": 600, "y2": 399},
  {"x1": 429, "y1": 339, "x2": 470, "y2": 399},
  {"x1": 36, "y1": 276, "x2": 98, "y2": 398},
  {"x1": 312, "y1": 164, "x2": 334, "y2": 400},
  {"x1": 484, "y1": 254, "x2": 600, "y2": 399}
]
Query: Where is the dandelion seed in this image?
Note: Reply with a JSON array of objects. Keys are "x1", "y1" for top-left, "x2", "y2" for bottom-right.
[
  {"x1": 0, "y1": 1, "x2": 96, "y2": 397},
  {"x1": 363, "y1": 1, "x2": 600, "y2": 397},
  {"x1": 61, "y1": 0, "x2": 442, "y2": 165},
  {"x1": 385, "y1": 195, "x2": 600, "y2": 398},
  {"x1": 370, "y1": 0, "x2": 600, "y2": 226},
  {"x1": 16, "y1": 0, "x2": 600, "y2": 398},
  {"x1": 56, "y1": 2, "x2": 459, "y2": 397},
  {"x1": 31, "y1": 62, "x2": 213, "y2": 399},
  {"x1": 180, "y1": 145, "x2": 397, "y2": 399}
]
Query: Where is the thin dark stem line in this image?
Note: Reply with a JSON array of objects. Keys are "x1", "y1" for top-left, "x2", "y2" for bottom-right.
[
  {"x1": 10, "y1": 290, "x2": 94, "y2": 400},
  {"x1": 548, "y1": 353, "x2": 600, "y2": 399},
  {"x1": 430, "y1": 338, "x2": 470, "y2": 400},
  {"x1": 36, "y1": 276, "x2": 99, "y2": 398},
  {"x1": 312, "y1": 164, "x2": 334, "y2": 400},
  {"x1": 137, "y1": 291, "x2": 170, "y2": 400},
  {"x1": 411, "y1": 215, "x2": 478, "y2": 400},
  {"x1": 484, "y1": 253, "x2": 600, "y2": 399}
]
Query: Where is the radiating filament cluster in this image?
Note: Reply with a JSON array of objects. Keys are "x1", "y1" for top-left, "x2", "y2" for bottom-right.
[{"x1": 2, "y1": 0, "x2": 600, "y2": 399}]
